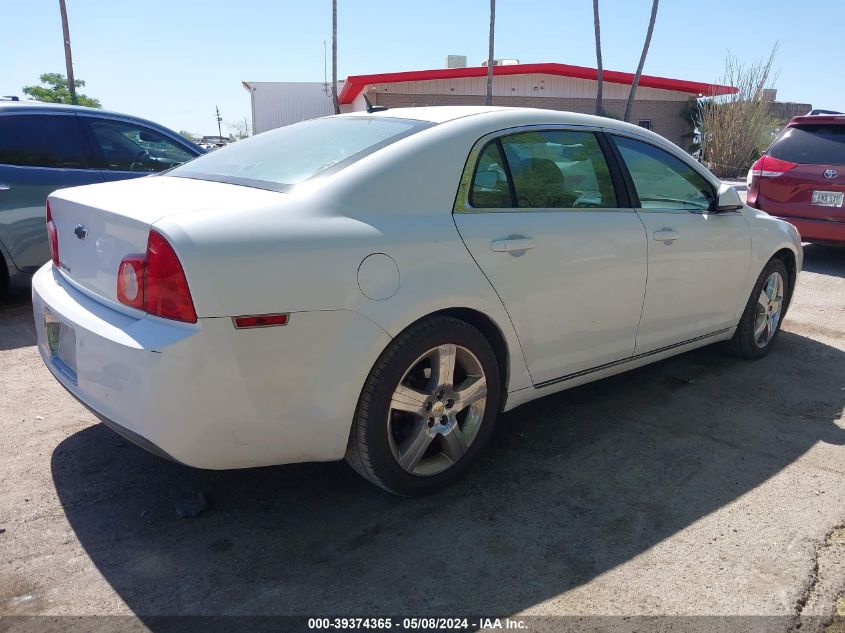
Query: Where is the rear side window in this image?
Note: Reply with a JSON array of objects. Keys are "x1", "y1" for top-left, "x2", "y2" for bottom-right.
[
  {"x1": 86, "y1": 118, "x2": 196, "y2": 172},
  {"x1": 768, "y1": 124, "x2": 845, "y2": 165},
  {"x1": 169, "y1": 116, "x2": 431, "y2": 190},
  {"x1": 0, "y1": 114, "x2": 91, "y2": 168},
  {"x1": 469, "y1": 130, "x2": 617, "y2": 209},
  {"x1": 502, "y1": 130, "x2": 617, "y2": 209},
  {"x1": 470, "y1": 141, "x2": 512, "y2": 208}
]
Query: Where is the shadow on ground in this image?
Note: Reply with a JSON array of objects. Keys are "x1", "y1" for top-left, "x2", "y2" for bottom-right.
[
  {"x1": 802, "y1": 243, "x2": 845, "y2": 278},
  {"x1": 50, "y1": 328, "x2": 845, "y2": 621},
  {"x1": 0, "y1": 293, "x2": 35, "y2": 351}
]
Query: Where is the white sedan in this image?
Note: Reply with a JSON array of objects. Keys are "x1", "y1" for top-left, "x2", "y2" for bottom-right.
[{"x1": 33, "y1": 106, "x2": 802, "y2": 495}]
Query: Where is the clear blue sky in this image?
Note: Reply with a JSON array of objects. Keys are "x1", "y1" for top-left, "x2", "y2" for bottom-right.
[{"x1": 3, "y1": 0, "x2": 842, "y2": 135}]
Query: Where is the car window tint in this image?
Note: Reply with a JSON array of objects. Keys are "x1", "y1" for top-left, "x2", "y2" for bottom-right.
[
  {"x1": 87, "y1": 119, "x2": 195, "y2": 172},
  {"x1": 169, "y1": 117, "x2": 431, "y2": 188},
  {"x1": 0, "y1": 114, "x2": 91, "y2": 168},
  {"x1": 470, "y1": 141, "x2": 512, "y2": 208},
  {"x1": 768, "y1": 124, "x2": 845, "y2": 165},
  {"x1": 499, "y1": 130, "x2": 617, "y2": 209},
  {"x1": 614, "y1": 135, "x2": 714, "y2": 211}
]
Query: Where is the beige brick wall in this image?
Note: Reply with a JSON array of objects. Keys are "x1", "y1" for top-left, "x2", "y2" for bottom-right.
[{"x1": 367, "y1": 91, "x2": 694, "y2": 150}]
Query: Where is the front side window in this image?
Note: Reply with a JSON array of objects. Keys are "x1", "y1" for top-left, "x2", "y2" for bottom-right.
[
  {"x1": 0, "y1": 114, "x2": 91, "y2": 168},
  {"x1": 613, "y1": 135, "x2": 714, "y2": 211},
  {"x1": 169, "y1": 116, "x2": 431, "y2": 190},
  {"x1": 86, "y1": 119, "x2": 195, "y2": 172},
  {"x1": 471, "y1": 130, "x2": 617, "y2": 209}
]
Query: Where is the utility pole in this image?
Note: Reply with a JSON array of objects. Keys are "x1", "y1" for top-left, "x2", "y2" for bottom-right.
[
  {"x1": 485, "y1": 0, "x2": 495, "y2": 106},
  {"x1": 216, "y1": 106, "x2": 222, "y2": 138},
  {"x1": 58, "y1": 0, "x2": 77, "y2": 105},
  {"x1": 331, "y1": 0, "x2": 339, "y2": 114}
]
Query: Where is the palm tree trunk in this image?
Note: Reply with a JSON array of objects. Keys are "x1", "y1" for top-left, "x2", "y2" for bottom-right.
[
  {"x1": 485, "y1": 0, "x2": 495, "y2": 106},
  {"x1": 593, "y1": 0, "x2": 603, "y2": 116},
  {"x1": 58, "y1": 0, "x2": 77, "y2": 105},
  {"x1": 332, "y1": 0, "x2": 340, "y2": 114},
  {"x1": 623, "y1": 0, "x2": 659, "y2": 122}
]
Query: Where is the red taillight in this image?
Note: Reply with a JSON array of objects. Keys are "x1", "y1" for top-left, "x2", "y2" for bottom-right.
[
  {"x1": 46, "y1": 200, "x2": 59, "y2": 267},
  {"x1": 145, "y1": 230, "x2": 197, "y2": 323},
  {"x1": 116, "y1": 230, "x2": 197, "y2": 324},
  {"x1": 750, "y1": 155, "x2": 798, "y2": 179}
]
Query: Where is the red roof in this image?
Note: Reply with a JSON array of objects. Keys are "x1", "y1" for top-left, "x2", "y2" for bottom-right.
[{"x1": 339, "y1": 62, "x2": 736, "y2": 105}]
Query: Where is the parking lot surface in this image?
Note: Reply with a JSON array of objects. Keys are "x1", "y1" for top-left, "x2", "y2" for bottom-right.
[{"x1": 1, "y1": 245, "x2": 844, "y2": 630}]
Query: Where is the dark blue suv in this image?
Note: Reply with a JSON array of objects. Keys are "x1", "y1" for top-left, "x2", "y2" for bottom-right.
[{"x1": 0, "y1": 102, "x2": 203, "y2": 293}]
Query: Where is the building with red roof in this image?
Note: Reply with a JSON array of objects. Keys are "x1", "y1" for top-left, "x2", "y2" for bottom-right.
[{"x1": 244, "y1": 60, "x2": 737, "y2": 149}]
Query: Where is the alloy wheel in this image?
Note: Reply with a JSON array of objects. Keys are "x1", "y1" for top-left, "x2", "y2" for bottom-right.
[
  {"x1": 754, "y1": 271, "x2": 784, "y2": 349},
  {"x1": 386, "y1": 344, "x2": 488, "y2": 476}
]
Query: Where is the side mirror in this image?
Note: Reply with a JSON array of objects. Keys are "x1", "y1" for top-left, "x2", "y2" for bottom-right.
[{"x1": 713, "y1": 183, "x2": 744, "y2": 212}]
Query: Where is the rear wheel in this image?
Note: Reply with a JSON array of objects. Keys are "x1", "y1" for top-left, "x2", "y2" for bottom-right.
[
  {"x1": 0, "y1": 254, "x2": 8, "y2": 297},
  {"x1": 346, "y1": 316, "x2": 501, "y2": 496},
  {"x1": 726, "y1": 258, "x2": 789, "y2": 359}
]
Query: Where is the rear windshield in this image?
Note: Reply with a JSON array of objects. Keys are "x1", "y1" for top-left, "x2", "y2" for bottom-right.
[
  {"x1": 168, "y1": 116, "x2": 431, "y2": 191},
  {"x1": 768, "y1": 124, "x2": 845, "y2": 165}
]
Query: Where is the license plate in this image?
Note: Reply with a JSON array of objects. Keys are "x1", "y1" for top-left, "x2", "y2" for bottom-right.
[
  {"x1": 811, "y1": 190, "x2": 844, "y2": 207},
  {"x1": 44, "y1": 309, "x2": 77, "y2": 383}
]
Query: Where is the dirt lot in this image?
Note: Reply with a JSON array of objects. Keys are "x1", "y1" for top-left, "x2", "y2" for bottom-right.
[{"x1": 1, "y1": 245, "x2": 844, "y2": 631}]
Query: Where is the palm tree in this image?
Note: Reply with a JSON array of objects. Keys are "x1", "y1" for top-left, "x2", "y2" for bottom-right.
[
  {"x1": 58, "y1": 0, "x2": 77, "y2": 105},
  {"x1": 593, "y1": 0, "x2": 603, "y2": 116},
  {"x1": 331, "y1": 0, "x2": 340, "y2": 114},
  {"x1": 623, "y1": 0, "x2": 659, "y2": 122},
  {"x1": 485, "y1": 0, "x2": 495, "y2": 106}
]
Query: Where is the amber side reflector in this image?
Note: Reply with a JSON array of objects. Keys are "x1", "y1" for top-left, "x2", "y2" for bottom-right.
[{"x1": 232, "y1": 314, "x2": 289, "y2": 329}]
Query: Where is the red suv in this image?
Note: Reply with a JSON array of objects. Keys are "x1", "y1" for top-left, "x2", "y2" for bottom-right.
[{"x1": 747, "y1": 115, "x2": 845, "y2": 244}]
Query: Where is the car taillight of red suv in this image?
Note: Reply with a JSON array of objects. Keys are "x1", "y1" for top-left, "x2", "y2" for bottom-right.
[{"x1": 747, "y1": 115, "x2": 845, "y2": 244}]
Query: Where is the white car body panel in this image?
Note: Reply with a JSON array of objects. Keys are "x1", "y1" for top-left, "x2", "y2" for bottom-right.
[
  {"x1": 33, "y1": 265, "x2": 392, "y2": 467},
  {"x1": 32, "y1": 106, "x2": 803, "y2": 470},
  {"x1": 455, "y1": 209, "x2": 647, "y2": 384},
  {"x1": 52, "y1": 177, "x2": 282, "y2": 308},
  {"x1": 633, "y1": 209, "x2": 751, "y2": 353}
]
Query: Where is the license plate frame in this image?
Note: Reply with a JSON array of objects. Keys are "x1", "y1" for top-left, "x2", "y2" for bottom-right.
[
  {"x1": 44, "y1": 309, "x2": 78, "y2": 384},
  {"x1": 811, "y1": 190, "x2": 844, "y2": 207}
]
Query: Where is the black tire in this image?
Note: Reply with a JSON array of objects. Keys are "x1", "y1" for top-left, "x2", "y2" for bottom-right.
[
  {"x1": 726, "y1": 258, "x2": 790, "y2": 359},
  {"x1": 345, "y1": 315, "x2": 501, "y2": 496},
  {"x1": 0, "y1": 255, "x2": 8, "y2": 298}
]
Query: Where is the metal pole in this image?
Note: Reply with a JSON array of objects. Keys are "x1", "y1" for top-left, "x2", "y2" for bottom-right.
[{"x1": 59, "y1": 0, "x2": 77, "y2": 105}]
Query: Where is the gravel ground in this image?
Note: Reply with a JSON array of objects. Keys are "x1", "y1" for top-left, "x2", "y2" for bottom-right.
[{"x1": 1, "y1": 245, "x2": 843, "y2": 632}]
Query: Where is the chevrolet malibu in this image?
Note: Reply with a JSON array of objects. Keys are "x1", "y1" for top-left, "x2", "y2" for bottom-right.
[{"x1": 33, "y1": 107, "x2": 802, "y2": 495}]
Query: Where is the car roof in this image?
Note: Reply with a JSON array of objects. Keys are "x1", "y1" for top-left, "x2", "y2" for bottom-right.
[
  {"x1": 0, "y1": 100, "x2": 181, "y2": 130},
  {"x1": 789, "y1": 114, "x2": 845, "y2": 126},
  {"x1": 340, "y1": 105, "x2": 512, "y2": 123},
  {"x1": 340, "y1": 105, "x2": 672, "y2": 146},
  {"x1": 0, "y1": 101, "x2": 202, "y2": 150}
]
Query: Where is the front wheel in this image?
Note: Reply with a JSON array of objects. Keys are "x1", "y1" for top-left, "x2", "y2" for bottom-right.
[
  {"x1": 345, "y1": 316, "x2": 501, "y2": 496},
  {"x1": 726, "y1": 258, "x2": 790, "y2": 359}
]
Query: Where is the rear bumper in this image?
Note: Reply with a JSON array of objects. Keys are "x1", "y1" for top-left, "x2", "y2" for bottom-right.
[
  {"x1": 770, "y1": 215, "x2": 845, "y2": 244},
  {"x1": 32, "y1": 264, "x2": 392, "y2": 469}
]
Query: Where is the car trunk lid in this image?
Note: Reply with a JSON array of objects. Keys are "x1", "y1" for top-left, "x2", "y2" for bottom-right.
[{"x1": 48, "y1": 175, "x2": 282, "y2": 307}]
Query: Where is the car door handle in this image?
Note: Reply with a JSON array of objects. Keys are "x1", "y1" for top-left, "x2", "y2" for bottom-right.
[
  {"x1": 653, "y1": 228, "x2": 678, "y2": 243},
  {"x1": 0, "y1": 184, "x2": 10, "y2": 191},
  {"x1": 490, "y1": 237, "x2": 535, "y2": 253}
]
